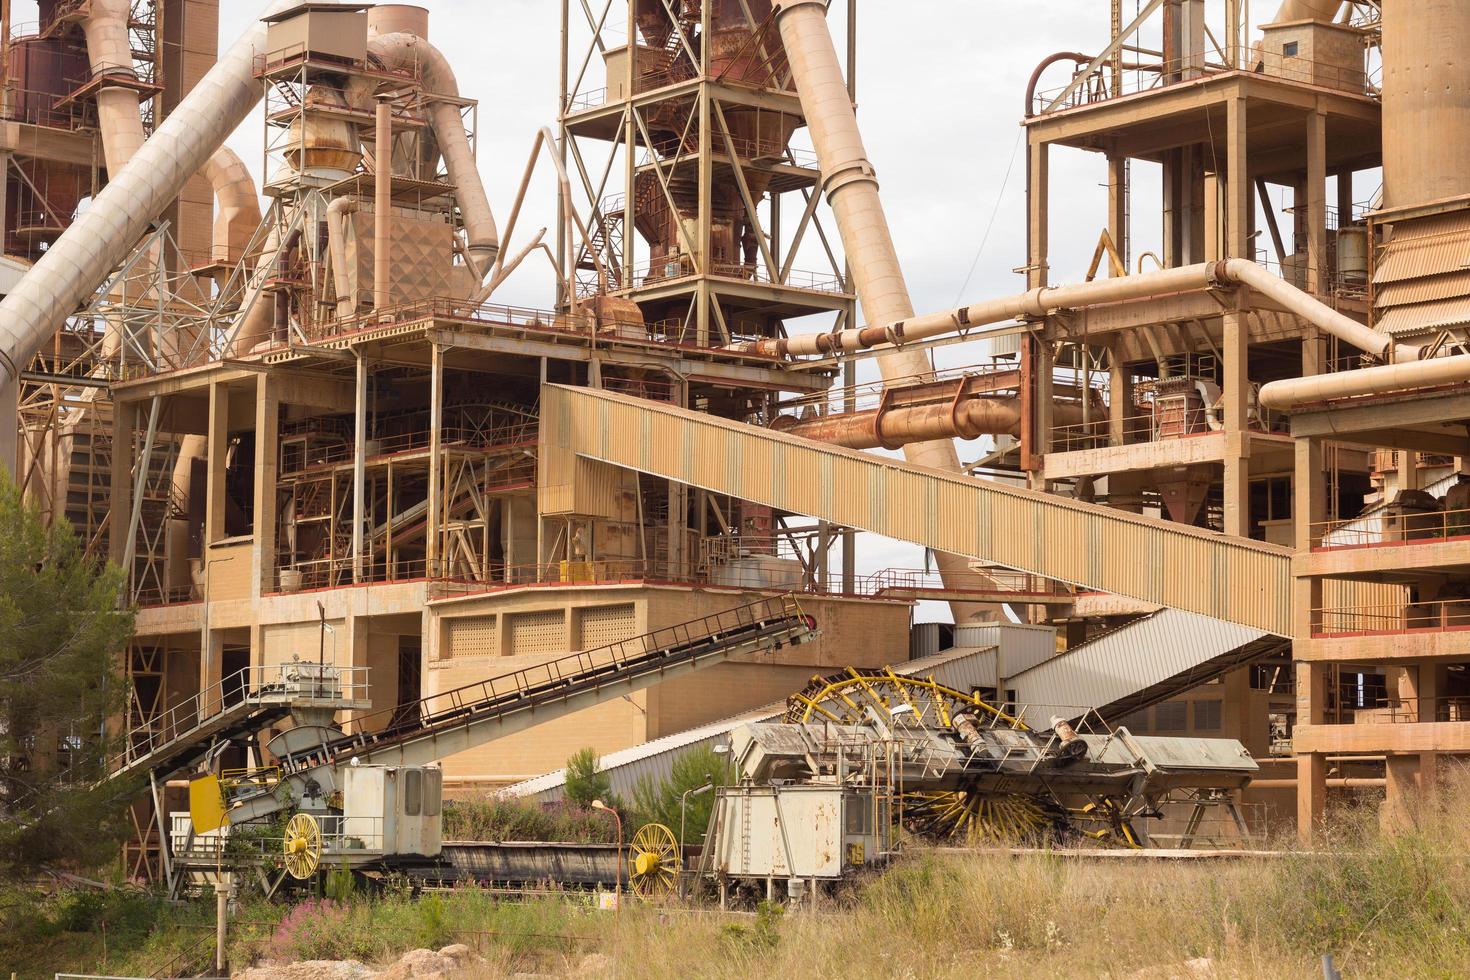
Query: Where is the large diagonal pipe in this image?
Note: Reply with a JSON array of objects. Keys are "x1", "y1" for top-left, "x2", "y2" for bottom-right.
[
  {"x1": 0, "y1": 0, "x2": 318, "y2": 475},
  {"x1": 773, "y1": 0, "x2": 987, "y2": 621}
]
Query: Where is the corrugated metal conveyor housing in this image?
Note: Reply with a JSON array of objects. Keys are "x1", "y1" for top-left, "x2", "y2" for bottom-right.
[
  {"x1": 539, "y1": 385, "x2": 1293, "y2": 637},
  {"x1": 1005, "y1": 608, "x2": 1290, "y2": 725}
]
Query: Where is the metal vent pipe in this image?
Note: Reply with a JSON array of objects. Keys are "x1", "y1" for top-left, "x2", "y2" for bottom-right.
[
  {"x1": 772, "y1": 0, "x2": 986, "y2": 621},
  {"x1": 0, "y1": 0, "x2": 321, "y2": 466}
]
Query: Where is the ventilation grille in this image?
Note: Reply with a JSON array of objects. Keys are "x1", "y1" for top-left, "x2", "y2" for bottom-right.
[
  {"x1": 506, "y1": 610, "x2": 567, "y2": 658},
  {"x1": 578, "y1": 603, "x2": 637, "y2": 649},
  {"x1": 444, "y1": 616, "x2": 498, "y2": 659}
]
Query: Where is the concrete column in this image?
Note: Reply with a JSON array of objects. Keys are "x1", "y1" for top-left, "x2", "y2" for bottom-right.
[
  {"x1": 252, "y1": 373, "x2": 279, "y2": 597},
  {"x1": 1223, "y1": 310, "x2": 1250, "y2": 536},
  {"x1": 1382, "y1": 754, "x2": 1420, "y2": 832},
  {"x1": 1220, "y1": 99, "x2": 1252, "y2": 536},
  {"x1": 204, "y1": 382, "x2": 228, "y2": 545},
  {"x1": 352, "y1": 352, "x2": 368, "y2": 582},
  {"x1": 1296, "y1": 660, "x2": 1327, "y2": 842},
  {"x1": 1028, "y1": 139, "x2": 1049, "y2": 289},
  {"x1": 427, "y1": 343, "x2": 443, "y2": 576},
  {"x1": 1403, "y1": 662, "x2": 1442, "y2": 803},
  {"x1": 1306, "y1": 111, "x2": 1327, "y2": 295},
  {"x1": 1109, "y1": 344, "x2": 1129, "y2": 447},
  {"x1": 1226, "y1": 97, "x2": 1250, "y2": 261},
  {"x1": 1107, "y1": 154, "x2": 1128, "y2": 269}
]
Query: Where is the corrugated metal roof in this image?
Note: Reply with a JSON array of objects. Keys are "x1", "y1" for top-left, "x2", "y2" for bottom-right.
[
  {"x1": 1007, "y1": 608, "x2": 1270, "y2": 723},
  {"x1": 1374, "y1": 212, "x2": 1470, "y2": 285},
  {"x1": 503, "y1": 644, "x2": 1000, "y2": 803},
  {"x1": 1375, "y1": 269, "x2": 1470, "y2": 306},
  {"x1": 1374, "y1": 297, "x2": 1470, "y2": 338}
]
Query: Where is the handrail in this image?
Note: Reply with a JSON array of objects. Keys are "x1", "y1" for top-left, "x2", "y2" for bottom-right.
[
  {"x1": 278, "y1": 595, "x2": 816, "y2": 772},
  {"x1": 107, "y1": 662, "x2": 371, "y2": 776}
]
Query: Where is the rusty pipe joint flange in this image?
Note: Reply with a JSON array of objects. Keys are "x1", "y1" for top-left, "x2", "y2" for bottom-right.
[
  {"x1": 884, "y1": 321, "x2": 907, "y2": 347},
  {"x1": 1207, "y1": 260, "x2": 1236, "y2": 289}
]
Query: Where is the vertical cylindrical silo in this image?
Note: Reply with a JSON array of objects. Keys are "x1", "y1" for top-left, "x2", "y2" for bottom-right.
[{"x1": 1382, "y1": 0, "x2": 1470, "y2": 208}]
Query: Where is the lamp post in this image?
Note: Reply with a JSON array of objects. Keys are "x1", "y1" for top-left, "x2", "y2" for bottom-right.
[
  {"x1": 591, "y1": 798, "x2": 623, "y2": 910},
  {"x1": 679, "y1": 777, "x2": 715, "y2": 850}
]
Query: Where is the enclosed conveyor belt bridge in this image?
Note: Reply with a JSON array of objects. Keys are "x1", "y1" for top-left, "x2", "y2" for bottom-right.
[{"x1": 539, "y1": 384, "x2": 1294, "y2": 637}]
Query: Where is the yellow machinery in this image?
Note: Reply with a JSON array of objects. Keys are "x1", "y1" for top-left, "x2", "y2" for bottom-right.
[
  {"x1": 627, "y1": 823, "x2": 681, "y2": 899},
  {"x1": 283, "y1": 813, "x2": 322, "y2": 880}
]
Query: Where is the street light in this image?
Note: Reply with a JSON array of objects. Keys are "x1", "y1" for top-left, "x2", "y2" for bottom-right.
[
  {"x1": 680, "y1": 777, "x2": 715, "y2": 852},
  {"x1": 591, "y1": 798, "x2": 623, "y2": 910}
]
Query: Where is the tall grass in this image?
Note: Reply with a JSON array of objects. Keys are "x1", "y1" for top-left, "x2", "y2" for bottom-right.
[{"x1": 14, "y1": 770, "x2": 1470, "y2": 978}]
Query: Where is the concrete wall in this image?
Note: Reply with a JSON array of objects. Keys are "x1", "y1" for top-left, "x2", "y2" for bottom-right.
[{"x1": 423, "y1": 585, "x2": 912, "y2": 789}]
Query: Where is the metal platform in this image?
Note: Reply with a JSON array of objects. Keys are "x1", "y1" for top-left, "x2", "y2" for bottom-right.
[{"x1": 107, "y1": 662, "x2": 372, "y2": 786}]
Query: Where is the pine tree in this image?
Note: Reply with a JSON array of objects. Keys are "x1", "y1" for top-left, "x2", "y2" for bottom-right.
[{"x1": 0, "y1": 470, "x2": 137, "y2": 875}]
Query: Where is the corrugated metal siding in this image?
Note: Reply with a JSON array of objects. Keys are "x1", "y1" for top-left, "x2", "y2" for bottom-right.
[
  {"x1": 953, "y1": 623, "x2": 1058, "y2": 678},
  {"x1": 1373, "y1": 212, "x2": 1470, "y2": 284},
  {"x1": 1373, "y1": 212, "x2": 1470, "y2": 339},
  {"x1": 541, "y1": 385, "x2": 1294, "y2": 637},
  {"x1": 1007, "y1": 608, "x2": 1266, "y2": 721}
]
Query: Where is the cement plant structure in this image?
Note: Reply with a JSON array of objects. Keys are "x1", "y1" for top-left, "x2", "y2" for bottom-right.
[{"x1": 0, "y1": 0, "x2": 1463, "y2": 875}]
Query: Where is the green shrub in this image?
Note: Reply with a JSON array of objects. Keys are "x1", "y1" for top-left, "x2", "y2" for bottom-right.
[{"x1": 564, "y1": 747, "x2": 612, "y2": 809}]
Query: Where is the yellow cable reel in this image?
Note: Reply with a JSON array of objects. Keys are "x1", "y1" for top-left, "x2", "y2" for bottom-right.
[
  {"x1": 627, "y1": 823, "x2": 681, "y2": 899},
  {"x1": 283, "y1": 812, "x2": 323, "y2": 880}
]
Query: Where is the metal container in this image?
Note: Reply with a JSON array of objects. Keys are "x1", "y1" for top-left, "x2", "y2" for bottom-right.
[
  {"x1": 368, "y1": 4, "x2": 430, "y2": 39},
  {"x1": 704, "y1": 784, "x2": 886, "y2": 881},
  {"x1": 342, "y1": 764, "x2": 444, "y2": 859},
  {"x1": 1336, "y1": 226, "x2": 1369, "y2": 283}
]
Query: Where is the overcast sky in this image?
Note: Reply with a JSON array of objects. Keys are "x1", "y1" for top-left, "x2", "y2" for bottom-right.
[{"x1": 19, "y1": 0, "x2": 1298, "y2": 620}]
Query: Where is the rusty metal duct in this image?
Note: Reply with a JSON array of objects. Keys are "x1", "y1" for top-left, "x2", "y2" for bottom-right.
[
  {"x1": 772, "y1": 0, "x2": 984, "y2": 620},
  {"x1": 773, "y1": 398, "x2": 1095, "y2": 450}
]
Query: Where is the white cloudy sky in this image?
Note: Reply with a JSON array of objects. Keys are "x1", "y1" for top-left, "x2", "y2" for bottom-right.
[{"x1": 18, "y1": 0, "x2": 1314, "y2": 619}]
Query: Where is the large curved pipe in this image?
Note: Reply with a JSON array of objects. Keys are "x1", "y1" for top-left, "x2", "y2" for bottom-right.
[
  {"x1": 1259, "y1": 354, "x2": 1470, "y2": 410},
  {"x1": 201, "y1": 147, "x2": 263, "y2": 267},
  {"x1": 353, "y1": 31, "x2": 499, "y2": 269},
  {"x1": 327, "y1": 196, "x2": 360, "y2": 317},
  {"x1": 81, "y1": 0, "x2": 147, "y2": 176},
  {"x1": 0, "y1": 0, "x2": 314, "y2": 410},
  {"x1": 753, "y1": 259, "x2": 1412, "y2": 365},
  {"x1": 773, "y1": 0, "x2": 984, "y2": 621},
  {"x1": 1265, "y1": 0, "x2": 1345, "y2": 24},
  {"x1": 1024, "y1": 52, "x2": 1090, "y2": 117}
]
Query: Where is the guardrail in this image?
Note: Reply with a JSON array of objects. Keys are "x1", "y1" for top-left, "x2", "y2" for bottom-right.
[
  {"x1": 108, "y1": 663, "x2": 371, "y2": 776},
  {"x1": 1312, "y1": 505, "x2": 1470, "y2": 550}
]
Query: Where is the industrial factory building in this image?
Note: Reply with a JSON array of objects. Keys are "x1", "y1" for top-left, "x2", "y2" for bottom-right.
[{"x1": 0, "y1": 0, "x2": 1464, "y2": 877}]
